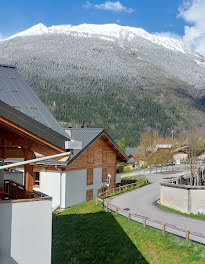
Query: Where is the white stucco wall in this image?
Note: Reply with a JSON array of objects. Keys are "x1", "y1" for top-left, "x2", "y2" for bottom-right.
[
  {"x1": 0, "y1": 199, "x2": 52, "y2": 264},
  {"x1": 161, "y1": 183, "x2": 205, "y2": 214},
  {"x1": 0, "y1": 203, "x2": 12, "y2": 257},
  {"x1": 64, "y1": 169, "x2": 87, "y2": 208},
  {"x1": 190, "y1": 189, "x2": 205, "y2": 214},
  {"x1": 34, "y1": 167, "x2": 104, "y2": 209},
  {"x1": 92, "y1": 168, "x2": 103, "y2": 199},
  {"x1": 34, "y1": 170, "x2": 61, "y2": 210},
  {"x1": 64, "y1": 168, "x2": 103, "y2": 208},
  {"x1": 160, "y1": 185, "x2": 189, "y2": 213}
]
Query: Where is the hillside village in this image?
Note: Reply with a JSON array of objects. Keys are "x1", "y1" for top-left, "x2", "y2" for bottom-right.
[
  {"x1": 1, "y1": 1, "x2": 205, "y2": 264},
  {"x1": 1, "y1": 64, "x2": 205, "y2": 263}
]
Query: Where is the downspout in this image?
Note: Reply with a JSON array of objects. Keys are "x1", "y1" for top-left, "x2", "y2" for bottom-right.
[{"x1": 55, "y1": 165, "x2": 63, "y2": 210}]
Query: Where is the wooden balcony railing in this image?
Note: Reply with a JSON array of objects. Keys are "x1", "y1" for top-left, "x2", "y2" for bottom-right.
[
  {"x1": 3, "y1": 180, "x2": 47, "y2": 200},
  {"x1": 4, "y1": 180, "x2": 26, "y2": 199}
]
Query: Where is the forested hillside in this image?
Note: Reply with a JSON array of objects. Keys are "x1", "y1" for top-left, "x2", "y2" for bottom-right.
[{"x1": 1, "y1": 24, "x2": 205, "y2": 145}]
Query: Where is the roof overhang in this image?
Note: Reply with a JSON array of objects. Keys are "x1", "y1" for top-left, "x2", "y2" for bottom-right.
[
  {"x1": 0, "y1": 100, "x2": 70, "y2": 152},
  {"x1": 100, "y1": 132, "x2": 128, "y2": 162}
]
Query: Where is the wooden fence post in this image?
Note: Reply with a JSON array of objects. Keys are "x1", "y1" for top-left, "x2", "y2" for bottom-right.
[
  {"x1": 106, "y1": 203, "x2": 108, "y2": 212},
  {"x1": 113, "y1": 189, "x2": 115, "y2": 194},
  {"x1": 128, "y1": 213, "x2": 131, "y2": 223},
  {"x1": 119, "y1": 186, "x2": 121, "y2": 192},
  {"x1": 144, "y1": 217, "x2": 147, "y2": 227},
  {"x1": 186, "y1": 230, "x2": 190, "y2": 243},
  {"x1": 96, "y1": 197, "x2": 98, "y2": 205},
  {"x1": 116, "y1": 207, "x2": 118, "y2": 216},
  {"x1": 162, "y1": 223, "x2": 166, "y2": 236}
]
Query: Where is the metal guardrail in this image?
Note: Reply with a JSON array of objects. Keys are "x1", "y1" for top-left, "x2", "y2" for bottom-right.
[{"x1": 97, "y1": 183, "x2": 205, "y2": 245}]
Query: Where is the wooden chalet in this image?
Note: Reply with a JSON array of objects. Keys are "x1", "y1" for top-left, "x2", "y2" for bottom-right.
[
  {"x1": 6, "y1": 128, "x2": 128, "y2": 209},
  {"x1": 0, "y1": 64, "x2": 71, "y2": 264}
]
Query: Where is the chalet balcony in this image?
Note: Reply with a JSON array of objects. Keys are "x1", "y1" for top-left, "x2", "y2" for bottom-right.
[
  {"x1": 2, "y1": 180, "x2": 47, "y2": 201},
  {"x1": 0, "y1": 180, "x2": 52, "y2": 264}
]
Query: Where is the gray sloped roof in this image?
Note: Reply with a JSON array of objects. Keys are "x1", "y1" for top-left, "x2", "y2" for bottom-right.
[
  {"x1": 0, "y1": 64, "x2": 67, "y2": 138},
  {"x1": 65, "y1": 128, "x2": 128, "y2": 166},
  {"x1": 0, "y1": 100, "x2": 69, "y2": 150},
  {"x1": 126, "y1": 147, "x2": 136, "y2": 157},
  {"x1": 4, "y1": 129, "x2": 105, "y2": 167},
  {"x1": 5, "y1": 128, "x2": 128, "y2": 167},
  {"x1": 65, "y1": 128, "x2": 104, "y2": 164}
]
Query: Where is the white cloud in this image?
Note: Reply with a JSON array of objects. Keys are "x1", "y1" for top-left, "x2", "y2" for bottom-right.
[
  {"x1": 153, "y1": 1, "x2": 205, "y2": 56},
  {"x1": 85, "y1": 1, "x2": 134, "y2": 13},
  {"x1": 178, "y1": 0, "x2": 205, "y2": 56}
]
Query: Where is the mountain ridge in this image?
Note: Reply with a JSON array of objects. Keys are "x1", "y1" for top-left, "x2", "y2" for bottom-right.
[
  {"x1": 6, "y1": 23, "x2": 193, "y2": 54},
  {"x1": 0, "y1": 23, "x2": 205, "y2": 145}
]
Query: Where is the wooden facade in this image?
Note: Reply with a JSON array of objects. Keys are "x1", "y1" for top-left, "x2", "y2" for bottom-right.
[{"x1": 66, "y1": 136, "x2": 118, "y2": 189}]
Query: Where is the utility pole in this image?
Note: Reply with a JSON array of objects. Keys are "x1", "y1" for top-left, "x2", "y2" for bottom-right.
[{"x1": 171, "y1": 130, "x2": 174, "y2": 140}]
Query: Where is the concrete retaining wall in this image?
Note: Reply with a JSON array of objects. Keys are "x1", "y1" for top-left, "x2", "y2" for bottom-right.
[
  {"x1": 0, "y1": 199, "x2": 52, "y2": 264},
  {"x1": 160, "y1": 183, "x2": 205, "y2": 214}
]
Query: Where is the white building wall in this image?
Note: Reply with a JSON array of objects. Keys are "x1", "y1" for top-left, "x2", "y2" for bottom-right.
[
  {"x1": 92, "y1": 168, "x2": 102, "y2": 199},
  {"x1": 64, "y1": 168, "x2": 103, "y2": 208},
  {"x1": 34, "y1": 170, "x2": 60, "y2": 210},
  {"x1": 33, "y1": 167, "x2": 104, "y2": 209},
  {"x1": 0, "y1": 199, "x2": 52, "y2": 264},
  {"x1": 0, "y1": 203, "x2": 12, "y2": 257},
  {"x1": 60, "y1": 172, "x2": 66, "y2": 209},
  {"x1": 64, "y1": 169, "x2": 87, "y2": 208}
]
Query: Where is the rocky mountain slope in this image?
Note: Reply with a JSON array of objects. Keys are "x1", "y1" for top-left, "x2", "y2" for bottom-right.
[{"x1": 0, "y1": 23, "x2": 205, "y2": 145}]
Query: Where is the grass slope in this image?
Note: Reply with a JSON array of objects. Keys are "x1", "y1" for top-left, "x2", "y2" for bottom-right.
[
  {"x1": 158, "y1": 204, "x2": 205, "y2": 221},
  {"x1": 52, "y1": 200, "x2": 205, "y2": 264}
]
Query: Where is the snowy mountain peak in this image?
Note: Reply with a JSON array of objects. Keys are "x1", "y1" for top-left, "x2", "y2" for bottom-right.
[
  {"x1": 7, "y1": 23, "x2": 190, "y2": 54},
  {"x1": 9, "y1": 23, "x2": 48, "y2": 39}
]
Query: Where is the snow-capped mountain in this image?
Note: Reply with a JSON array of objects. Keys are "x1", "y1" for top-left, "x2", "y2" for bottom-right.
[
  {"x1": 3, "y1": 23, "x2": 205, "y2": 90},
  {"x1": 0, "y1": 23, "x2": 205, "y2": 144},
  {"x1": 8, "y1": 23, "x2": 190, "y2": 54}
]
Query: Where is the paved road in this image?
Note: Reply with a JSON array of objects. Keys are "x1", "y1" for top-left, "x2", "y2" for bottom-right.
[
  {"x1": 118, "y1": 164, "x2": 188, "y2": 178},
  {"x1": 110, "y1": 171, "x2": 205, "y2": 244}
]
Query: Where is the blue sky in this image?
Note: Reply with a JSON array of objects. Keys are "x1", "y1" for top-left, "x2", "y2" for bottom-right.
[
  {"x1": 1, "y1": 1, "x2": 205, "y2": 56},
  {"x1": 0, "y1": 0, "x2": 186, "y2": 37}
]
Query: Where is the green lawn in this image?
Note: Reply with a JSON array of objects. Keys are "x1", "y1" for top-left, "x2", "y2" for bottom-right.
[
  {"x1": 52, "y1": 200, "x2": 205, "y2": 264},
  {"x1": 158, "y1": 204, "x2": 205, "y2": 221},
  {"x1": 119, "y1": 174, "x2": 146, "y2": 185}
]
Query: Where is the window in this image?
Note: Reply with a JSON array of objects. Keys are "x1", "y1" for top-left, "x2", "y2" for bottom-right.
[
  {"x1": 34, "y1": 171, "x2": 40, "y2": 187},
  {"x1": 87, "y1": 168, "x2": 93, "y2": 185}
]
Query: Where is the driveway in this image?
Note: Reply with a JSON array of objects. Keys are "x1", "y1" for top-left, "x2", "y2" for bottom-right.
[{"x1": 110, "y1": 171, "x2": 205, "y2": 244}]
